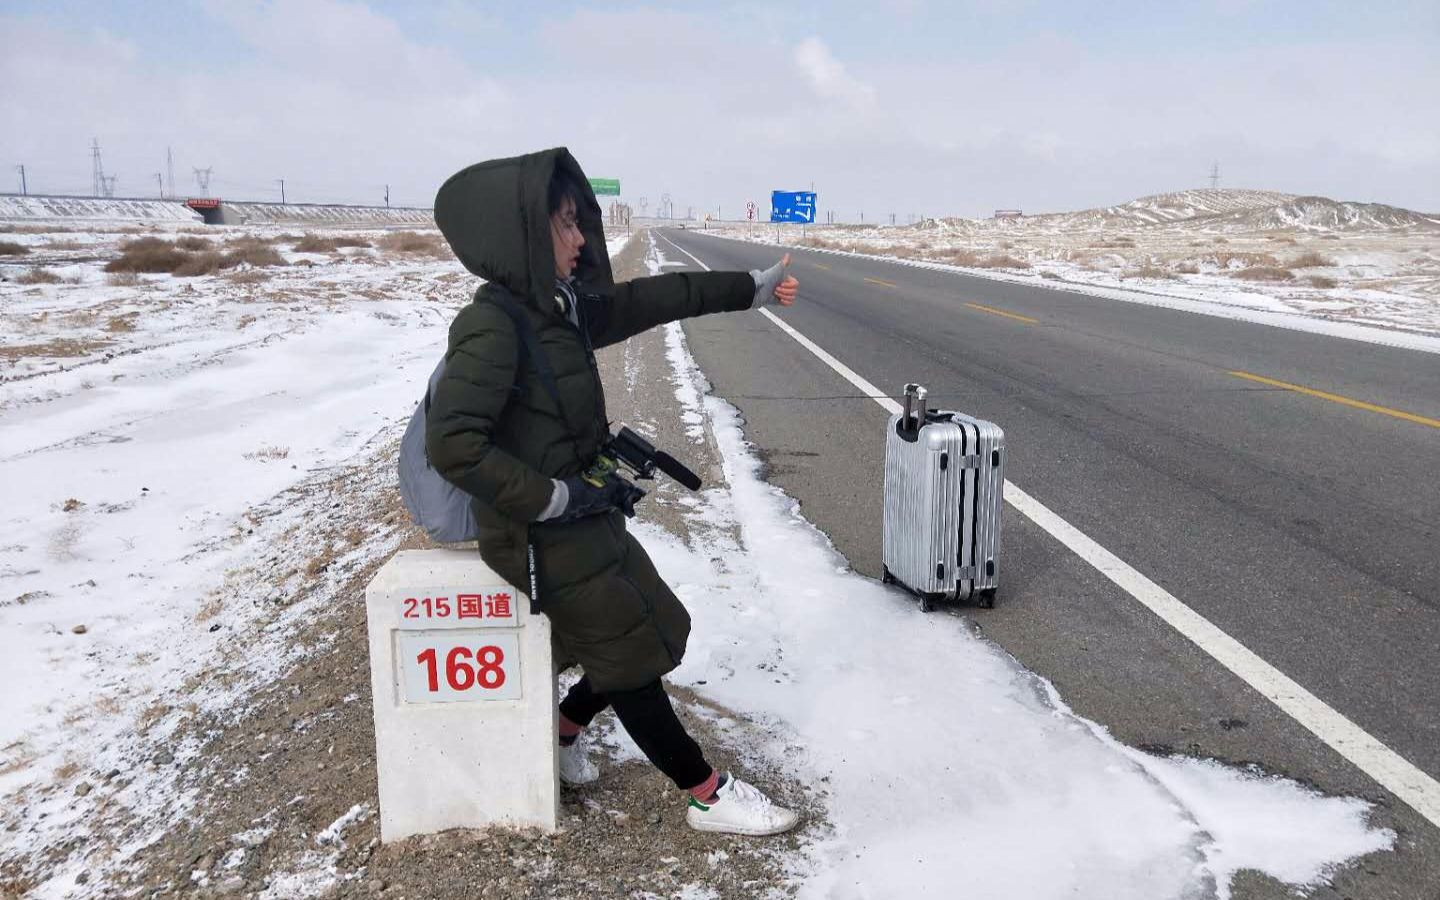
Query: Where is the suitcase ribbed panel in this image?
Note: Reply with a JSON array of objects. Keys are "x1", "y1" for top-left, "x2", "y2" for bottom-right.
[
  {"x1": 883, "y1": 414, "x2": 965, "y2": 596},
  {"x1": 883, "y1": 410, "x2": 1004, "y2": 603},
  {"x1": 950, "y1": 413, "x2": 1004, "y2": 597}
]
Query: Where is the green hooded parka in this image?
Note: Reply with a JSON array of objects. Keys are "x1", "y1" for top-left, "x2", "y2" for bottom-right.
[{"x1": 427, "y1": 148, "x2": 756, "y2": 692}]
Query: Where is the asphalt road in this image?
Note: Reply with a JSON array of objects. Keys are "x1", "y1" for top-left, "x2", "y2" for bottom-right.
[{"x1": 655, "y1": 227, "x2": 1440, "y2": 899}]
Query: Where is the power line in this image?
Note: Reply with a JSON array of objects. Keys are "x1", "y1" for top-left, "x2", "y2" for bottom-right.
[
  {"x1": 14, "y1": 164, "x2": 25, "y2": 195},
  {"x1": 1209, "y1": 161, "x2": 1221, "y2": 190}
]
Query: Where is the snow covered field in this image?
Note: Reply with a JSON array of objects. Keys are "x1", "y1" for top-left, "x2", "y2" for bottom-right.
[
  {"x1": 0, "y1": 223, "x2": 480, "y2": 894},
  {"x1": 0, "y1": 224, "x2": 1396, "y2": 897},
  {"x1": 701, "y1": 189, "x2": 1440, "y2": 346}
]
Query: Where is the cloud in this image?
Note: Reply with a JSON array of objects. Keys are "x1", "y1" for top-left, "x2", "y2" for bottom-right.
[
  {"x1": 793, "y1": 36, "x2": 877, "y2": 109},
  {"x1": 0, "y1": 3, "x2": 511, "y2": 205},
  {"x1": 0, "y1": 2, "x2": 1436, "y2": 216}
]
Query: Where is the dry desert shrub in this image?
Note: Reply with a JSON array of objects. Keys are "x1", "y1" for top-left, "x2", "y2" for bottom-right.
[
  {"x1": 225, "y1": 268, "x2": 273, "y2": 284},
  {"x1": 1266, "y1": 235, "x2": 1298, "y2": 245},
  {"x1": 175, "y1": 235, "x2": 213, "y2": 251},
  {"x1": 1088, "y1": 237, "x2": 1135, "y2": 249},
  {"x1": 975, "y1": 253, "x2": 1031, "y2": 269},
  {"x1": 940, "y1": 247, "x2": 983, "y2": 266},
  {"x1": 1231, "y1": 266, "x2": 1293, "y2": 282},
  {"x1": 172, "y1": 251, "x2": 228, "y2": 277},
  {"x1": 1307, "y1": 275, "x2": 1338, "y2": 288},
  {"x1": 378, "y1": 230, "x2": 449, "y2": 256},
  {"x1": 1211, "y1": 251, "x2": 1280, "y2": 269},
  {"x1": 244, "y1": 445, "x2": 290, "y2": 461},
  {"x1": 1289, "y1": 251, "x2": 1334, "y2": 268},
  {"x1": 105, "y1": 314, "x2": 138, "y2": 333},
  {"x1": 44, "y1": 239, "x2": 86, "y2": 250},
  {"x1": 106, "y1": 237, "x2": 189, "y2": 273},
  {"x1": 226, "y1": 235, "x2": 279, "y2": 249},
  {"x1": 1174, "y1": 261, "x2": 1200, "y2": 274},
  {"x1": 107, "y1": 271, "x2": 142, "y2": 287},
  {"x1": 225, "y1": 244, "x2": 287, "y2": 267},
  {"x1": 1319, "y1": 234, "x2": 1341, "y2": 241},
  {"x1": 1212, "y1": 237, "x2": 1230, "y2": 245},
  {"x1": 1126, "y1": 265, "x2": 1172, "y2": 280},
  {"x1": 16, "y1": 268, "x2": 62, "y2": 285},
  {"x1": 293, "y1": 233, "x2": 373, "y2": 252},
  {"x1": 0, "y1": 240, "x2": 30, "y2": 256},
  {"x1": 106, "y1": 237, "x2": 287, "y2": 277},
  {"x1": 798, "y1": 236, "x2": 835, "y2": 249}
]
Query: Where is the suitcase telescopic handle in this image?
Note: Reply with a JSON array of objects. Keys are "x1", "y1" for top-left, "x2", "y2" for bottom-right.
[{"x1": 902, "y1": 383, "x2": 928, "y2": 430}]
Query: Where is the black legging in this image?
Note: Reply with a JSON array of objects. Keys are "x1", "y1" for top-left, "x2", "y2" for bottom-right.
[{"x1": 559, "y1": 676, "x2": 712, "y2": 790}]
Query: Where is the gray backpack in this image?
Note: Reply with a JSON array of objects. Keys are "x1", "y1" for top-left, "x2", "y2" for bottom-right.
[
  {"x1": 397, "y1": 358, "x2": 479, "y2": 542},
  {"x1": 397, "y1": 294, "x2": 566, "y2": 543}
]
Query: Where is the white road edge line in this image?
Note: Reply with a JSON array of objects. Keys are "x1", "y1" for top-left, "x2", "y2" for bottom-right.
[{"x1": 654, "y1": 228, "x2": 1440, "y2": 831}]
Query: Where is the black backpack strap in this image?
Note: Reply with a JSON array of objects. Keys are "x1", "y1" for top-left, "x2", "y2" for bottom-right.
[{"x1": 481, "y1": 293, "x2": 565, "y2": 417}]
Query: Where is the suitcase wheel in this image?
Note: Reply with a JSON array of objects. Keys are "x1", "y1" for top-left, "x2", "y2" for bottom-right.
[
  {"x1": 976, "y1": 589, "x2": 997, "y2": 610},
  {"x1": 881, "y1": 566, "x2": 896, "y2": 586},
  {"x1": 920, "y1": 592, "x2": 945, "y2": 613}
]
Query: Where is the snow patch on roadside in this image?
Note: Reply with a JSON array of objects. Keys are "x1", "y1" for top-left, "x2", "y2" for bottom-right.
[{"x1": 640, "y1": 316, "x2": 1392, "y2": 898}]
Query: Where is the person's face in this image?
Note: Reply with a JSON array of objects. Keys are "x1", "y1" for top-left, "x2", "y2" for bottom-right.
[{"x1": 551, "y1": 196, "x2": 585, "y2": 278}]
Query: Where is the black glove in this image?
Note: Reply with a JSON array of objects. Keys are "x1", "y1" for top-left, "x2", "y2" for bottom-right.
[{"x1": 553, "y1": 473, "x2": 646, "y2": 523}]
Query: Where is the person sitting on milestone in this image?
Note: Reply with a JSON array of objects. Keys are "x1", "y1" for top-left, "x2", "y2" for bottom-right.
[{"x1": 427, "y1": 148, "x2": 800, "y2": 836}]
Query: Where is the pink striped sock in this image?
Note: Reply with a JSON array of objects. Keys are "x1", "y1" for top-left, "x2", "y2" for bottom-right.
[
  {"x1": 687, "y1": 770, "x2": 720, "y2": 803},
  {"x1": 558, "y1": 713, "x2": 583, "y2": 740}
]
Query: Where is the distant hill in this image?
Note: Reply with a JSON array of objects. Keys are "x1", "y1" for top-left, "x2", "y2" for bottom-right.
[
  {"x1": 1032, "y1": 189, "x2": 1296, "y2": 230},
  {"x1": 920, "y1": 188, "x2": 1440, "y2": 233},
  {"x1": 1209, "y1": 195, "x2": 1440, "y2": 232}
]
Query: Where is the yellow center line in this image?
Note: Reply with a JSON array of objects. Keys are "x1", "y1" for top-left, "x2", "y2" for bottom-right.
[
  {"x1": 812, "y1": 262, "x2": 831, "y2": 270},
  {"x1": 965, "y1": 302, "x2": 1038, "y2": 324},
  {"x1": 863, "y1": 276, "x2": 897, "y2": 288},
  {"x1": 1229, "y1": 371, "x2": 1440, "y2": 430}
]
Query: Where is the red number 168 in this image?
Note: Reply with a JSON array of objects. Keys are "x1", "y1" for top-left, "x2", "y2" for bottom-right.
[{"x1": 416, "y1": 645, "x2": 506, "y2": 692}]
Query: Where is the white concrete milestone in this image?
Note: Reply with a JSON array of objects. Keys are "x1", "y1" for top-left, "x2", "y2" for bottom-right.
[{"x1": 366, "y1": 548, "x2": 557, "y2": 842}]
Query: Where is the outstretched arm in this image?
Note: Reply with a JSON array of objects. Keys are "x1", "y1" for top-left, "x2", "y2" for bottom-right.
[{"x1": 587, "y1": 254, "x2": 798, "y2": 349}]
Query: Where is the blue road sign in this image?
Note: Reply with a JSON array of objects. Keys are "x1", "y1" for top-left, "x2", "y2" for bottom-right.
[{"x1": 770, "y1": 191, "x2": 817, "y2": 223}]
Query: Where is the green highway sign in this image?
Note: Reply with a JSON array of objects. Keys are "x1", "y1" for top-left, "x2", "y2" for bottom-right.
[{"x1": 589, "y1": 178, "x2": 621, "y2": 196}]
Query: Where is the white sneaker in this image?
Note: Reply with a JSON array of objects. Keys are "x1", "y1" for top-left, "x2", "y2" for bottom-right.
[
  {"x1": 557, "y1": 739, "x2": 598, "y2": 785},
  {"x1": 685, "y1": 773, "x2": 799, "y2": 836}
]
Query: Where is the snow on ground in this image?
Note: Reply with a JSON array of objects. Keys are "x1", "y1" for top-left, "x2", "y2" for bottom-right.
[
  {"x1": 0, "y1": 224, "x2": 1394, "y2": 897},
  {"x1": 0, "y1": 224, "x2": 472, "y2": 892},
  {"x1": 697, "y1": 190, "x2": 1440, "y2": 351}
]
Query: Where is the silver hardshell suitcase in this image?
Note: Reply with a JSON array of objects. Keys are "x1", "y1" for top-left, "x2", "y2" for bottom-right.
[{"x1": 882, "y1": 384, "x2": 1004, "y2": 611}]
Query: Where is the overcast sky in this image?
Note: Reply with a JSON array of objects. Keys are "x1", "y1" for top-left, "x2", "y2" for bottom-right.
[{"x1": 2, "y1": 0, "x2": 1437, "y2": 220}]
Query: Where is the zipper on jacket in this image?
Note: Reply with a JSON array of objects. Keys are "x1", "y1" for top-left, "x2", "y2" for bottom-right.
[{"x1": 572, "y1": 292, "x2": 610, "y2": 437}]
